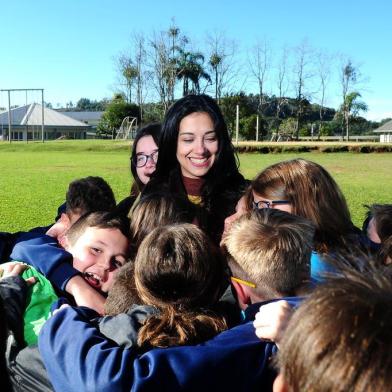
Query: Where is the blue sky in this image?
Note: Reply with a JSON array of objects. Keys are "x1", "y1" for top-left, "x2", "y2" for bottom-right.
[{"x1": 1, "y1": 0, "x2": 391, "y2": 120}]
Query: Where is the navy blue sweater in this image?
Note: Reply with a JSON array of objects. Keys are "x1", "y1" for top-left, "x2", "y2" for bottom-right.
[
  {"x1": 10, "y1": 233, "x2": 78, "y2": 291},
  {"x1": 38, "y1": 304, "x2": 277, "y2": 392}
]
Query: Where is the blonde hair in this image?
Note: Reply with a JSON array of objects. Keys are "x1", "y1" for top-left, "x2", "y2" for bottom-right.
[
  {"x1": 135, "y1": 224, "x2": 227, "y2": 349},
  {"x1": 223, "y1": 209, "x2": 314, "y2": 298},
  {"x1": 251, "y1": 158, "x2": 355, "y2": 252}
]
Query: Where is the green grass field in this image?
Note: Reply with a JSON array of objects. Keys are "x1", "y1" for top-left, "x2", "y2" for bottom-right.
[{"x1": 1, "y1": 140, "x2": 391, "y2": 232}]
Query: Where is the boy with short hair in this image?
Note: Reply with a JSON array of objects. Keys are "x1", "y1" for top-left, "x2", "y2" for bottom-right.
[
  {"x1": 274, "y1": 266, "x2": 392, "y2": 392},
  {"x1": 4, "y1": 211, "x2": 130, "y2": 392},
  {"x1": 222, "y1": 208, "x2": 314, "y2": 317},
  {"x1": 47, "y1": 175, "x2": 116, "y2": 238},
  {"x1": 1, "y1": 175, "x2": 116, "y2": 262},
  {"x1": 10, "y1": 176, "x2": 117, "y2": 314},
  {"x1": 5, "y1": 211, "x2": 130, "y2": 346}
]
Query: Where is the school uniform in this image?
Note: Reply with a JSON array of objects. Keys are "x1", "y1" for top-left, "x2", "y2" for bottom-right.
[{"x1": 38, "y1": 303, "x2": 276, "y2": 392}]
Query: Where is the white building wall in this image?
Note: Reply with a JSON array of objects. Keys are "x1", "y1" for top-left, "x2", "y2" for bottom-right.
[{"x1": 380, "y1": 134, "x2": 392, "y2": 143}]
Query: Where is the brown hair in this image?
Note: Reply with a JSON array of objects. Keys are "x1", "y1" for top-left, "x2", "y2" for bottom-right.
[
  {"x1": 276, "y1": 266, "x2": 392, "y2": 392},
  {"x1": 66, "y1": 176, "x2": 116, "y2": 216},
  {"x1": 104, "y1": 262, "x2": 140, "y2": 315},
  {"x1": 129, "y1": 192, "x2": 196, "y2": 257},
  {"x1": 223, "y1": 209, "x2": 314, "y2": 299},
  {"x1": 65, "y1": 211, "x2": 130, "y2": 250},
  {"x1": 135, "y1": 223, "x2": 227, "y2": 349},
  {"x1": 251, "y1": 158, "x2": 356, "y2": 252}
]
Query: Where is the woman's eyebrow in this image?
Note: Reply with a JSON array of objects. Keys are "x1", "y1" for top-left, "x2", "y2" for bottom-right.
[
  {"x1": 179, "y1": 130, "x2": 215, "y2": 135},
  {"x1": 178, "y1": 131, "x2": 195, "y2": 135}
]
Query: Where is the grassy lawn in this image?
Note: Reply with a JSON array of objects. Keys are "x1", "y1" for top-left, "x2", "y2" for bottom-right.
[{"x1": 1, "y1": 140, "x2": 391, "y2": 232}]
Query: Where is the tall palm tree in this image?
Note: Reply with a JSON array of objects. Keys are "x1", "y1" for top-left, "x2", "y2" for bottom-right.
[
  {"x1": 340, "y1": 91, "x2": 368, "y2": 140},
  {"x1": 177, "y1": 50, "x2": 211, "y2": 96},
  {"x1": 209, "y1": 53, "x2": 222, "y2": 101}
]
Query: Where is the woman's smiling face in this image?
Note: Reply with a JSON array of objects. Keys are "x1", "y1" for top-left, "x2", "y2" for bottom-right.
[{"x1": 176, "y1": 112, "x2": 218, "y2": 179}]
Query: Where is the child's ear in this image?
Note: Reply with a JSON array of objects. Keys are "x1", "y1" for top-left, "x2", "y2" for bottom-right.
[
  {"x1": 273, "y1": 373, "x2": 288, "y2": 392},
  {"x1": 60, "y1": 213, "x2": 72, "y2": 228},
  {"x1": 58, "y1": 233, "x2": 69, "y2": 249},
  {"x1": 231, "y1": 279, "x2": 251, "y2": 310}
]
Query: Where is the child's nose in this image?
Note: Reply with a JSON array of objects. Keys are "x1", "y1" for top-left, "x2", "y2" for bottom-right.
[{"x1": 96, "y1": 257, "x2": 111, "y2": 272}]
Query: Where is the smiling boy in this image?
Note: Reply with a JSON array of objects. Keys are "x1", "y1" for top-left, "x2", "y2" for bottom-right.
[
  {"x1": 5, "y1": 211, "x2": 130, "y2": 347},
  {"x1": 61, "y1": 212, "x2": 129, "y2": 293}
]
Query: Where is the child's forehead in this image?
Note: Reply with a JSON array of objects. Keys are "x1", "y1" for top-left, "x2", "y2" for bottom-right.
[{"x1": 79, "y1": 226, "x2": 128, "y2": 244}]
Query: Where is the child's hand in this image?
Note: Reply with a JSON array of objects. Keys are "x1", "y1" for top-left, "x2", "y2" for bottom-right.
[
  {"x1": 46, "y1": 220, "x2": 68, "y2": 242},
  {"x1": 253, "y1": 300, "x2": 293, "y2": 348},
  {"x1": 65, "y1": 275, "x2": 105, "y2": 315},
  {"x1": 0, "y1": 262, "x2": 36, "y2": 286}
]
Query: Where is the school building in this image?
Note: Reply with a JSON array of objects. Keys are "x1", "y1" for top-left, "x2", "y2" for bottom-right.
[
  {"x1": 0, "y1": 103, "x2": 91, "y2": 141},
  {"x1": 374, "y1": 119, "x2": 392, "y2": 142}
]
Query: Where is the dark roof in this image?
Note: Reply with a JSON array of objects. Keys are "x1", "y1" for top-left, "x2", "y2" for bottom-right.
[{"x1": 58, "y1": 111, "x2": 104, "y2": 122}]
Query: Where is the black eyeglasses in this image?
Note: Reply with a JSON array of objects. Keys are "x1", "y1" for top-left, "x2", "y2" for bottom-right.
[
  {"x1": 132, "y1": 150, "x2": 159, "y2": 168},
  {"x1": 252, "y1": 200, "x2": 290, "y2": 209}
]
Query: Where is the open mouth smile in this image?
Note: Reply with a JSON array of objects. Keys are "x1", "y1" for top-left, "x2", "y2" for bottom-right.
[
  {"x1": 83, "y1": 272, "x2": 102, "y2": 289},
  {"x1": 189, "y1": 157, "x2": 210, "y2": 167}
]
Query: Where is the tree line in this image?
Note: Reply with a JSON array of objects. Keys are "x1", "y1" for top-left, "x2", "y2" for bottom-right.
[{"x1": 56, "y1": 21, "x2": 389, "y2": 140}]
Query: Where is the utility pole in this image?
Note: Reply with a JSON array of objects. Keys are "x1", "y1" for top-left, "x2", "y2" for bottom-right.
[
  {"x1": 1, "y1": 88, "x2": 45, "y2": 143},
  {"x1": 235, "y1": 105, "x2": 239, "y2": 145},
  {"x1": 7, "y1": 90, "x2": 11, "y2": 143}
]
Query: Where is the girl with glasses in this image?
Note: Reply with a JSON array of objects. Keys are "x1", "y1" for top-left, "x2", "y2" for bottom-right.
[
  {"x1": 116, "y1": 123, "x2": 161, "y2": 216},
  {"x1": 248, "y1": 158, "x2": 367, "y2": 280}
]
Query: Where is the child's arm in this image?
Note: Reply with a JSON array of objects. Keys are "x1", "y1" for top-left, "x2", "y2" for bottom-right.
[
  {"x1": 39, "y1": 305, "x2": 137, "y2": 392},
  {"x1": 10, "y1": 232, "x2": 78, "y2": 290},
  {"x1": 65, "y1": 275, "x2": 105, "y2": 315},
  {"x1": 39, "y1": 304, "x2": 269, "y2": 392},
  {"x1": 0, "y1": 263, "x2": 36, "y2": 345},
  {"x1": 253, "y1": 300, "x2": 293, "y2": 348},
  {"x1": 11, "y1": 233, "x2": 105, "y2": 314}
]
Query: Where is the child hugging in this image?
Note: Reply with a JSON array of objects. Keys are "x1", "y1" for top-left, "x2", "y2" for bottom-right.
[
  {"x1": 134, "y1": 224, "x2": 227, "y2": 349},
  {"x1": 5, "y1": 94, "x2": 392, "y2": 392},
  {"x1": 101, "y1": 223, "x2": 228, "y2": 350}
]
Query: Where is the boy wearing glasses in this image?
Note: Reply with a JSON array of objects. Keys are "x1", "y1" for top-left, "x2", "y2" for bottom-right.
[{"x1": 222, "y1": 208, "x2": 314, "y2": 322}]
